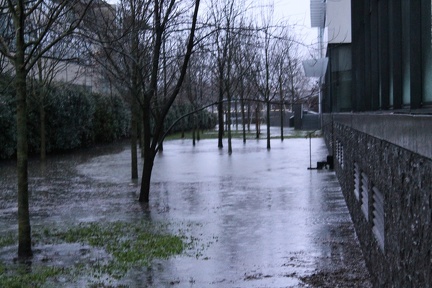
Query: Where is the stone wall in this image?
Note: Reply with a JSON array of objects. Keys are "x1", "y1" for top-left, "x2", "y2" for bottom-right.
[{"x1": 322, "y1": 113, "x2": 432, "y2": 287}]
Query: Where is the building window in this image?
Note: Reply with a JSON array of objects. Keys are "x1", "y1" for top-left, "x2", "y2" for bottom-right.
[
  {"x1": 361, "y1": 172, "x2": 369, "y2": 220},
  {"x1": 354, "y1": 163, "x2": 360, "y2": 201},
  {"x1": 336, "y1": 139, "x2": 344, "y2": 169},
  {"x1": 401, "y1": 0, "x2": 411, "y2": 106},
  {"x1": 372, "y1": 186, "x2": 385, "y2": 252},
  {"x1": 421, "y1": 0, "x2": 432, "y2": 104}
]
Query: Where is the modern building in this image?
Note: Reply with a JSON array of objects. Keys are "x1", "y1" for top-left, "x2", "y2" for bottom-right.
[
  {"x1": 310, "y1": 0, "x2": 432, "y2": 286},
  {"x1": 0, "y1": 0, "x2": 117, "y2": 95}
]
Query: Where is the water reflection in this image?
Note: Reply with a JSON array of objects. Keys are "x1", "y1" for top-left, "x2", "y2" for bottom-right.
[
  {"x1": 139, "y1": 139, "x2": 368, "y2": 287},
  {"x1": 0, "y1": 138, "x2": 371, "y2": 287}
]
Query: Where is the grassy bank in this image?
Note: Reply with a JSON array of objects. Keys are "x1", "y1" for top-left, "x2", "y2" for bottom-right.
[
  {"x1": 0, "y1": 221, "x2": 201, "y2": 287},
  {"x1": 164, "y1": 128, "x2": 321, "y2": 141}
]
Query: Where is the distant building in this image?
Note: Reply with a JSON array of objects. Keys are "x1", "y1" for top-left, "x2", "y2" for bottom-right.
[
  {"x1": 310, "y1": 0, "x2": 432, "y2": 286},
  {"x1": 0, "y1": 0, "x2": 117, "y2": 95}
]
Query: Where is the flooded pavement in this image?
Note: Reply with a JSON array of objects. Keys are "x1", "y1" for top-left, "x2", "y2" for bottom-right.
[{"x1": 0, "y1": 136, "x2": 372, "y2": 287}]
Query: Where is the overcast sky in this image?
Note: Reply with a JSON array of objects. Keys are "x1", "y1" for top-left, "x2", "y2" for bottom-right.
[
  {"x1": 274, "y1": 0, "x2": 316, "y2": 52},
  {"x1": 105, "y1": 0, "x2": 317, "y2": 55},
  {"x1": 106, "y1": 1, "x2": 311, "y2": 25}
]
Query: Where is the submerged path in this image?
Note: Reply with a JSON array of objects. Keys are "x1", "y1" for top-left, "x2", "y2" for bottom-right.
[
  {"x1": 145, "y1": 138, "x2": 372, "y2": 287},
  {"x1": 0, "y1": 137, "x2": 372, "y2": 287}
]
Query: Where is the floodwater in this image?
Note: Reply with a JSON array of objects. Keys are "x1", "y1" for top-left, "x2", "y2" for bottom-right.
[{"x1": 0, "y1": 134, "x2": 372, "y2": 287}]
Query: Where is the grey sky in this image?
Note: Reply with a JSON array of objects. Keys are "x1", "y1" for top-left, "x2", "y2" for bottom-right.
[{"x1": 105, "y1": 0, "x2": 317, "y2": 55}]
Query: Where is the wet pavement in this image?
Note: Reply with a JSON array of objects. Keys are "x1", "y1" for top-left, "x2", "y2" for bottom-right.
[{"x1": 0, "y1": 135, "x2": 372, "y2": 287}]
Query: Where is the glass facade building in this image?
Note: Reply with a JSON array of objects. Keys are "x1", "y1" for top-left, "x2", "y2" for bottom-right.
[
  {"x1": 350, "y1": 0, "x2": 432, "y2": 112},
  {"x1": 315, "y1": 1, "x2": 432, "y2": 286}
]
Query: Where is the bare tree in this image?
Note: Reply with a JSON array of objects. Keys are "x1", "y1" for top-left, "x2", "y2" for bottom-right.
[
  {"x1": 83, "y1": 0, "x2": 201, "y2": 202},
  {"x1": 84, "y1": 0, "x2": 153, "y2": 180},
  {"x1": 207, "y1": 0, "x2": 228, "y2": 149},
  {"x1": 182, "y1": 44, "x2": 212, "y2": 145},
  {"x1": 253, "y1": 16, "x2": 275, "y2": 150},
  {"x1": 207, "y1": 0, "x2": 249, "y2": 153},
  {"x1": 269, "y1": 25, "x2": 299, "y2": 141},
  {"x1": 232, "y1": 19, "x2": 257, "y2": 143},
  {"x1": 251, "y1": 4, "x2": 307, "y2": 148},
  {"x1": 28, "y1": 36, "x2": 83, "y2": 160},
  {"x1": 138, "y1": 0, "x2": 201, "y2": 202},
  {"x1": 0, "y1": 0, "x2": 93, "y2": 259},
  {"x1": 285, "y1": 47, "x2": 306, "y2": 112}
]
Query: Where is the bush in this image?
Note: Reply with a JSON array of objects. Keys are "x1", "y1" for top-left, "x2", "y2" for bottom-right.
[
  {"x1": 0, "y1": 76, "x2": 16, "y2": 159},
  {"x1": 93, "y1": 94, "x2": 130, "y2": 143},
  {"x1": 0, "y1": 79, "x2": 131, "y2": 159},
  {"x1": 164, "y1": 103, "x2": 217, "y2": 135},
  {"x1": 44, "y1": 85, "x2": 96, "y2": 151},
  {"x1": 0, "y1": 74, "x2": 216, "y2": 160}
]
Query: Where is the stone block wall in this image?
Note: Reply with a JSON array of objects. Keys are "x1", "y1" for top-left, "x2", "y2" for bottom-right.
[{"x1": 323, "y1": 113, "x2": 432, "y2": 287}]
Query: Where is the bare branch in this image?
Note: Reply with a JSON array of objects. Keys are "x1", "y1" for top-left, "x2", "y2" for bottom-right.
[{"x1": 25, "y1": 1, "x2": 94, "y2": 71}]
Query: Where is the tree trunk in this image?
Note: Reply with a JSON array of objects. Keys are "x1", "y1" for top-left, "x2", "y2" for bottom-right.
[
  {"x1": 235, "y1": 98, "x2": 238, "y2": 131},
  {"x1": 217, "y1": 88, "x2": 224, "y2": 148},
  {"x1": 140, "y1": 120, "x2": 145, "y2": 158},
  {"x1": 139, "y1": 109, "x2": 145, "y2": 158},
  {"x1": 227, "y1": 96, "x2": 232, "y2": 155},
  {"x1": 196, "y1": 114, "x2": 200, "y2": 142},
  {"x1": 266, "y1": 100, "x2": 271, "y2": 150},
  {"x1": 280, "y1": 102, "x2": 284, "y2": 142},
  {"x1": 39, "y1": 93, "x2": 46, "y2": 161},
  {"x1": 197, "y1": 120, "x2": 200, "y2": 141},
  {"x1": 16, "y1": 58, "x2": 32, "y2": 259},
  {"x1": 139, "y1": 103, "x2": 152, "y2": 203},
  {"x1": 239, "y1": 79, "x2": 246, "y2": 143},
  {"x1": 193, "y1": 128, "x2": 196, "y2": 146},
  {"x1": 279, "y1": 76, "x2": 284, "y2": 142},
  {"x1": 158, "y1": 123, "x2": 164, "y2": 152},
  {"x1": 247, "y1": 102, "x2": 251, "y2": 132},
  {"x1": 131, "y1": 102, "x2": 138, "y2": 179},
  {"x1": 255, "y1": 104, "x2": 260, "y2": 139},
  {"x1": 241, "y1": 98, "x2": 246, "y2": 143},
  {"x1": 139, "y1": 153, "x2": 154, "y2": 203}
]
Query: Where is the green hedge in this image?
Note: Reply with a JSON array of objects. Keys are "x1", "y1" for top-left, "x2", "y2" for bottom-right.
[
  {"x1": 0, "y1": 77, "x2": 216, "y2": 159},
  {"x1": 0, "y1": 80, "x2": 131, "y2": 159},
  {"x1": 164, "y1": 103, "x2": 217, "y2": 134},
  {"x1": 0, "y1": 76, "x2": 16, "y2": 159}
]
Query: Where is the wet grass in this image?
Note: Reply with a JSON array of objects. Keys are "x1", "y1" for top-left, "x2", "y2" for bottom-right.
[
  {"x1": 165, "y1": 128, "x2": 321, "y2": 141},
  {"x1": 0, "y1": 221, "x2": 197, "y2": 287},
  {"x1": 0, "y1": 263, "x2": 64, "y2": 288},
  {"x1": 0, "y1": 233, "x2": 15, "y2": 248}
]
